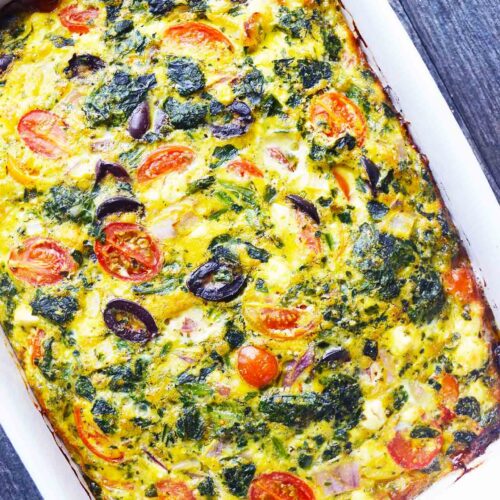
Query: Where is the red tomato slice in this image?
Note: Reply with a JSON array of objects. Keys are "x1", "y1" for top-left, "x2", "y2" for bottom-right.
[
  {"x1": 156, "y1": 479, "x2": 195, "y2": 500},
  {"x1": 438, "y1": 373, "x2": 459, "y2": 424},
  {"x1": 238, "y1": 345, "x2": 279, "y2": 388},
  {"x1": 388, "y1": 429, "x2": 443, "y2": 470},
  {"x1": 74, "y1": 406, "x2": 124, "y2": 463},
  {"x1": 18, "y1": 110, "x2": 68, "y2": 158},
  {"x1": 164, "y1": 22, "x2": 233, "y2": 51},
  {"x1": 249, "y1": 472, "x2": 315, "y2": 500},
  {"x1": 333, "y1": 170, "x2": 351, "y2": 200},
  {"x1": 30, "y1": 329, "x2": 46, "y2": 366},
  {"x1": 439, "y1": 373, "x2": 459, "y2": 407},
  {"x1": 310, "y1": 92, "x2": 367, "y2": 145},
  {"x1": 8, "y1": 237, "x2": 76, "y2": 286},
  {"x1": 244, "y1": 303, "x2": 317, "y2": 340},
  {"x1": 262, "y1": 308, "x2": 300, "y2": 331},
  {"x1": 443, "y1": 265, "x2": 478, "y2": 303},
  {"x1": 137, "y1": 146, "x2": 195, "y2": 183},
  {"x1": 59, "y1": 4, "x2": 99, "y2": 34},
  {"x1": 228, "y1": 159, "x2": 264, "y2": 178},
  {"x1": 94, "y1": 222, "x2": 163, "y2": 282}
]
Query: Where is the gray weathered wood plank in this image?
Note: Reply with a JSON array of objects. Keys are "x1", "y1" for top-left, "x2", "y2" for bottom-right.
[
  {"x1": 390, "y1": 0, "x2": 500, "y2": 199},
  {"x1": 0, "y1": 427, "x2": 42, "y2": 499}
]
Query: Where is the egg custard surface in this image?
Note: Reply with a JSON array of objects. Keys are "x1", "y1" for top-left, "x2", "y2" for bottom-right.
[{"x1": 0, "y1": 0, "x2": 499, "y2": 499}]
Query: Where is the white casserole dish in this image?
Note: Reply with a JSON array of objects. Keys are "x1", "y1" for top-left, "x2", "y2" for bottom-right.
[{"x1": 0, "y1": 0, "x2": 499, "y2": 498}]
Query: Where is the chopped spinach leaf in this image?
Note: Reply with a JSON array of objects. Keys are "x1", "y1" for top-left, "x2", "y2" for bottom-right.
[
  {"x1": 163, "y1": 97, "x2": 207, "y2": 130},
  {"x1": 167, "y1": 57, "x2": 205, "y2": 96},
  {"x1": 75, "y1": 376, "x2": 96, "y2": 401},
  {"x1": 31, "y1": 291, "x2": 79, "y2": 325},
  {"x1": 91, "y1": 399, "x2": 117, "y2": 434},
  {"x1": 297, "y1": 59, "x2": 331, "y2": 89},
  {"x1": 455, "y1": 396, "x2": 481, "y2": 421},
  {"x1": 43, "y1": 185, "x2": 94, "y2": 225},
  {"x1": 84, "y1": 71, "x2": 156, "y2": 127},
  {"x1": 176, "y1": 406, "x2": 205, "y2": 440},
  {"x1": 222, "y1": 462, "x2": 256, "y2": 497}
]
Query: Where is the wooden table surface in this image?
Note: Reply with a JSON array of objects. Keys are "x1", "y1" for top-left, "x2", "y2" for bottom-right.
[{"x1": 1, "y1": 1, "x2": 498, "y2": 498}]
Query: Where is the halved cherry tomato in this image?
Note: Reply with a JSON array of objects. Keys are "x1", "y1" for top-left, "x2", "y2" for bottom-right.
[
  {"x1": 439, "y1": 373, "x2": 459, "y2": 407},
  {"x1": 310, "y1": 91, "x2": 367, "y2": 145},
  {"x1": 228, "y1": 159, "x2": 263, "y2": 178},
  {"x1": 9, "y1": 237, "x2": 76, "y2": 286},
  {"x1": 387, "y1": 429, "x2": 443, "y2": 470},
  {"x1": 74, "y1": 405, "x2": 124, "y2": 463},
  {"x1": 59, "y1": 5, "x2": 99, "y2": 34},
  {"x1": 262, "y1": 308, "x2": 300, "y2": 331},
  {"x1": 238, "y1": 345, "x2": 279, "y2": 388},
  {"x1": 243, "y1": 12, "x2": 264, "y2": 51},
  {"x1": 137, "y1": 146, "x2": 195, "y2": 183},
  {"x1": 443, "y1": 265, "x2": 478, "y2": 303},
  {"x1": 244, "y1": 303, "x2": 317, "y2": 340},
  {"x1": 94, "y1": 222, "x2": 163, "y2": 282},
  {"x1": 164, "y1": 22, "x2": 233, "y2": 51},
  {"x1": 30, "y1": 329, "x2": 46, "y2": 366},
  {"x1": 249, "y1": 472, "x2": 315, "y2": 500},
  {"x1": 333, "y1": 169, "x2": 351, "y2": 200},
  {"x1": 18, "y1": 110, "x2": 67, "y2": 158},
  {"x1": 156, "y1": 479, "x2": 195, "y2": 500},
  {"x1": 438, "y1": 373, "x2": 459, "y2": 424}
]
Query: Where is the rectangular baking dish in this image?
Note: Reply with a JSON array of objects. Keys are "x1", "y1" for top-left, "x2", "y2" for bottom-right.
[{"x1": 0, "y1": 0, "x2": 499, "y2": 498}]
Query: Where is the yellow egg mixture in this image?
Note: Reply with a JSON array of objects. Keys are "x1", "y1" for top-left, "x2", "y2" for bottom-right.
[{"x1": 0, "y1": 0, "x2": 498, "y2": 498}]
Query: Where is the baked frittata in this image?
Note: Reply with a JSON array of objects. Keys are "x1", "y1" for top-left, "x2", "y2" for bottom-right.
[{"x1": 0, "y1": 0, "x2": 498, "y2": 498}]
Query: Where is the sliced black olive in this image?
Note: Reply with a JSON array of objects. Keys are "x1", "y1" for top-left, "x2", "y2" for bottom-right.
[
  {"x1": 493, "y1": 344, "x2": 500, "y2": 372},
  {"x1": 210, "y1": 100, "x2": 253, "y2": 139},
  {"x1": 0, "y1": 55, "x2": 14, "y2": 75},
  {"x1": 103, "y1": 298, "x2": 158, "y2": 343},
  {"x1": 96, "y1": 197, "x2": 144, "y2": 221},
  {"x1": 318, "y1": 347, "x2": 351, "y2": 364},
  {"x1": 128, "y1": 101, "x2": 150, "y2": 139},
  {"x1": 95, "y1": 160, "x2": 130, "y2": 185},
  {"x1": 64, "y1": 54, "x2": 105, "y2": 79},
  {"x1": 361, "y1": 156, "x2": 381, "y2": 195},
  {"x1": 287, "y1": 195, "x2": 320, "y2": 224},
  {"x1": 187, "y1": 260, "x2": 247, "y2": 302}
]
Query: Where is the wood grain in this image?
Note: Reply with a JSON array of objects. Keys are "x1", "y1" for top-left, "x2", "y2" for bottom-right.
[
  {"x1": 391, "y1": 0, "x2": 500, "y2": 199},
  {"x1": 0, "y1": 1, "x2": 498, "y2": 498}
]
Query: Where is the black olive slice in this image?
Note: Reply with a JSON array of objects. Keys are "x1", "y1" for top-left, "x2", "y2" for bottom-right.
[
  {"x1": 187, "y1": 260, "x2": 247, "y2": 302},
  {"x1": 0, "y1": 54, "x2": 14, "y2": 75},
  {"x1": 95, "y1": 160, "x2": 130, "y2": 185},
  {"x1": 103, "y1": 298, "x2": 158, "y2": 343},
  {"x1": 210, "y1": 100, "x2": 253, "y2": 139},
  {"x1": 287, "y1": 195, "x2": 320, "y2": 224},
  {"x1": 128, "y1": 101, "x2": 150, "y2": 139},
  {"x1": 361, "y1": 156, "x2": 381, "y2": 195},
  {"x1": 64, "y1": 54, "x2": 105, "y2": 79},
  {"x1": 318, "y1": 347, "x2": 351, "y2": 364},
  {"x1": 95, "y1": 197, "x2": 144, "y2": 221}
]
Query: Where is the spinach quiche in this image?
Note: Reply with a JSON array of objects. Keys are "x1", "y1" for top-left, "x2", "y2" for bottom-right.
[{"x1": 0, "y1": 0, "x2": 498, "y2": 498}]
